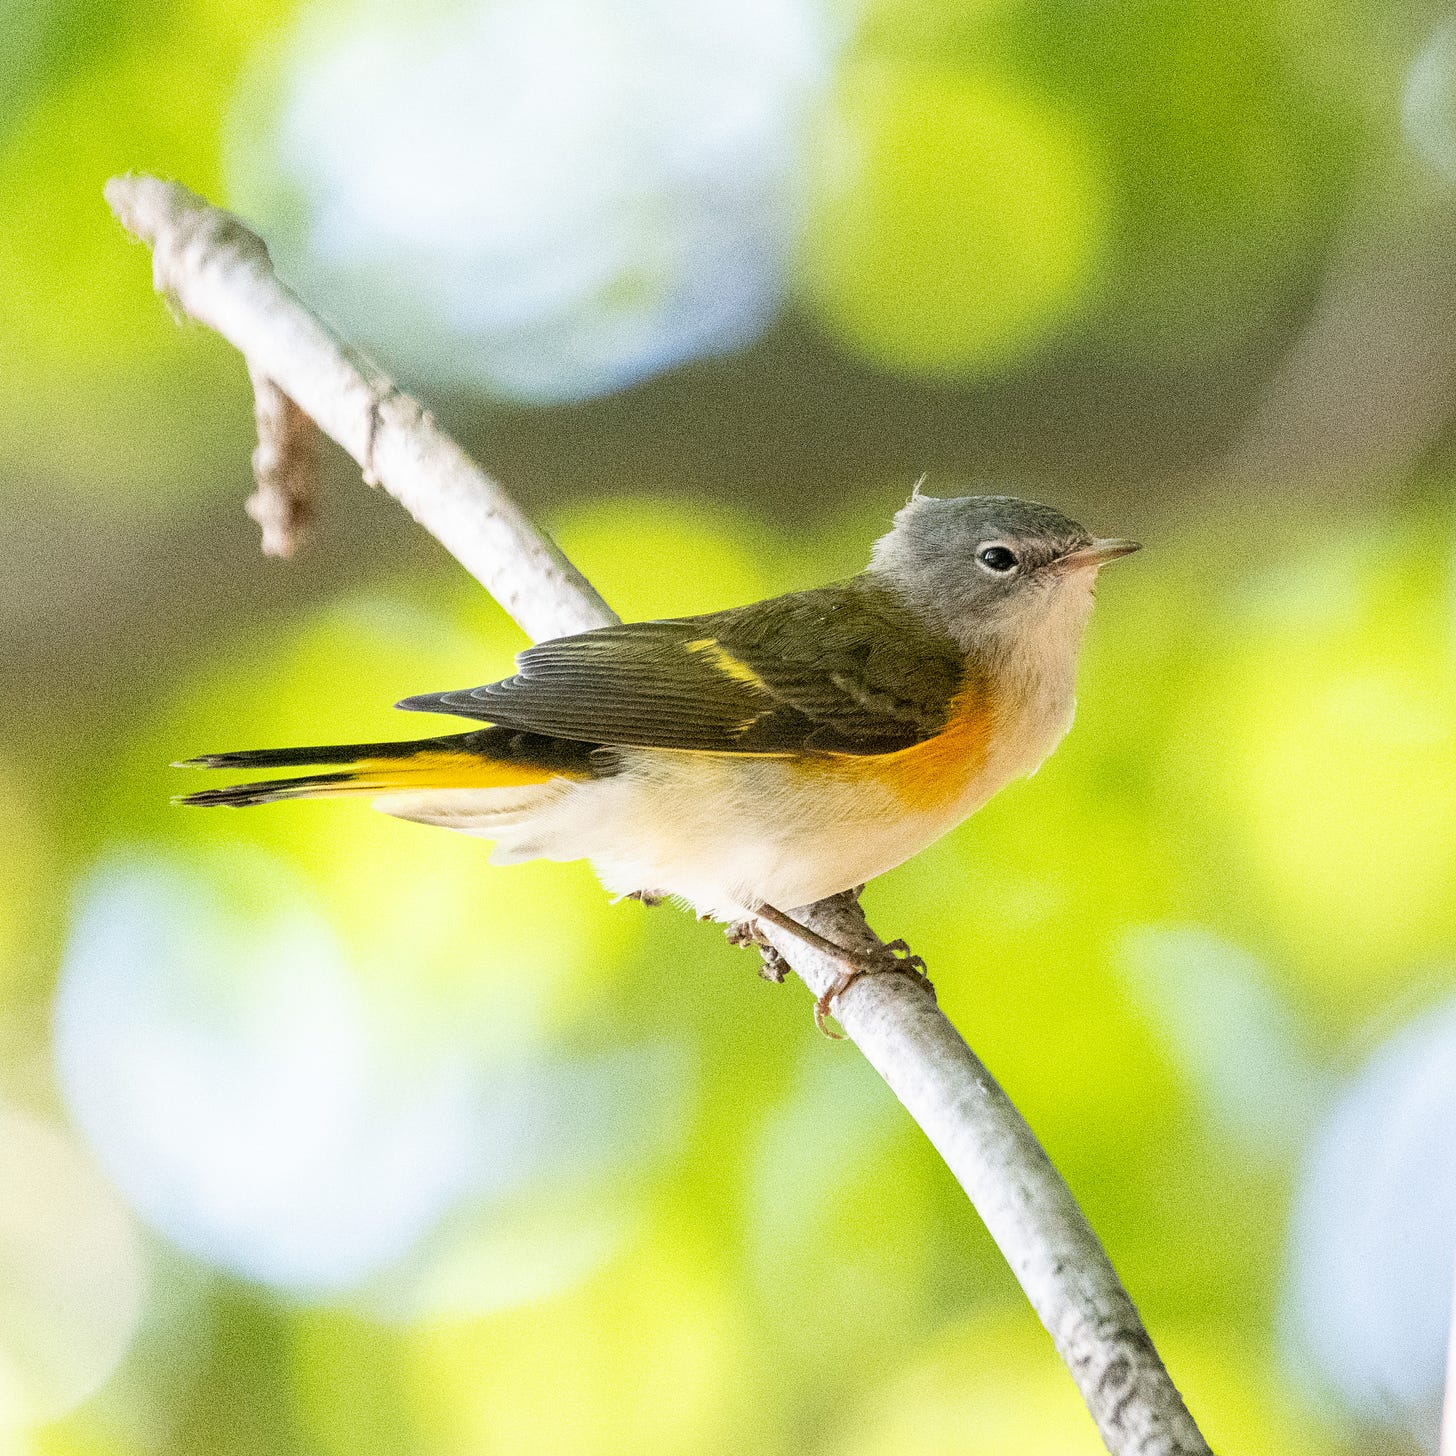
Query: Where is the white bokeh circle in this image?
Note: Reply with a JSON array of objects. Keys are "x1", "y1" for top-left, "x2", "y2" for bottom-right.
[
  {"x1": 1281, "y1": 990, "x2": 1456, "y2": 1449},
  {"x1": 0, "y1": 1105, "x2": 146, "y2": 1429},
  {"x1": 231, "y1": 0, "x2": 834, "y2": 402}
]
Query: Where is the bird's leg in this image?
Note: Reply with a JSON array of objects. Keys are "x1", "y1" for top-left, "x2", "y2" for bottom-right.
[
  {"x1": 621, "y1": 888, "x2": 668, "y2": 907},
  {"x1": 750, "y1": 902, "x2": 936, "y2": 1036}
]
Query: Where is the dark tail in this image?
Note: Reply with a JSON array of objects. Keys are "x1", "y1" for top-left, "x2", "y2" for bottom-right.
[
  {"x1": 177, "y1": 732, "x2": 491, "y2": 808},
  {"x1": 174, "y1": 729, "x2": 598, "y2": 808}
]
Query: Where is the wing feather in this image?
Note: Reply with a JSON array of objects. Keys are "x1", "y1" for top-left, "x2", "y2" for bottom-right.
[{"x1": 399, "y1": 578, "x2": 966, "y2": 756}]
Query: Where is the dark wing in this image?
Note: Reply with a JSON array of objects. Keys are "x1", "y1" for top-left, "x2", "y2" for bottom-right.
[{"x1": 398, "y1": 579, "x2": 968, "y2": 756}]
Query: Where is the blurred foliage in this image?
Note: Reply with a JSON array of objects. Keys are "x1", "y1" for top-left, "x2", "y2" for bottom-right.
[
  {"x1": 797, "y1": 62, "x2": 1107, "y2": 376},
  {"x1": 3, "y1": 0, "x2": 1456, "y2": 1453}
]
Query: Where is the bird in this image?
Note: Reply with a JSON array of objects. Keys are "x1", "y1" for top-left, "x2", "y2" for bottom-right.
[{"x1": 178, "y1": 491, "x2": 1138, "y2": 1029}]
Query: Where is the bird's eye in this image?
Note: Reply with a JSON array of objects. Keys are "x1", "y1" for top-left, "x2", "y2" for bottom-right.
[{"x1": 977, "y1": 544, "x2": 1020, "y2": 574}]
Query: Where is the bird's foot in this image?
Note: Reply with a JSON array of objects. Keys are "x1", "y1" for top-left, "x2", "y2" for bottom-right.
[
  {"x1": 725, "y1": 918, "x2": 788, "y2": 982},
  {"x1": 621, "y1": 888, "x2": 668, "y2": 907},
  {"x1": 725, "y1": 902, "x2": 935, "y2": 1034},
  {"x1": 878, "y1": 939, "x2": 936, "y2": 1000},
  {"x1": 811, "y1": 939, "x2": 936, "y2": 1037}
]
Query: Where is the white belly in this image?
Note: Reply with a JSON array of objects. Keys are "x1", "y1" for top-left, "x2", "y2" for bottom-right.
[
  {"x1": 556, "y1": 753, "x2": 972, "y2": 917},
  {"x1": 377, "y1": 695, "x2": 1071, "y2": 920}
]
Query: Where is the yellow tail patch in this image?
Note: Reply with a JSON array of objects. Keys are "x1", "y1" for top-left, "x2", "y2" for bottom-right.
[
  {"x1": 179, "y1": 745, "x2": 589, "y2": 808},
  {"x1": 343, "y1": 750, "x2": 580, "y2": 794}
]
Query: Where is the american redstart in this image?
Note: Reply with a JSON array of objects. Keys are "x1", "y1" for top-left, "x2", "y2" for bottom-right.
[{"x1": 179, "y1": 492, "x2": 1137, "y2": 1027}]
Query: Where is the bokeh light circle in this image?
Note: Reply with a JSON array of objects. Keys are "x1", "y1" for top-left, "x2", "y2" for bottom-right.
[
  {"x1": 55, "y1": 849, "x2": 487, "y2": 1295},
  {"x1": 1282, "y1": 992, "x2": 1456, "y2": 1445},
  {"x1": 230, "y1": 0, "x2": 833, "y2": 403},
  {"x1": 0, "y1": 1106, "x2": 146, "y2": 1429}
]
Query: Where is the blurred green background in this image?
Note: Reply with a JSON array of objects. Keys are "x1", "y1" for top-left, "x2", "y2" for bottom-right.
[{"x1": 5, "y1": 0, "x2": 1456, "y2": 1451}]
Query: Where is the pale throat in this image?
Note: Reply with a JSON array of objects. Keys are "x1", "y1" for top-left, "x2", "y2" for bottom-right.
[{"x1": 976, "y1": 575, "x2": 1098, "y2": 773}]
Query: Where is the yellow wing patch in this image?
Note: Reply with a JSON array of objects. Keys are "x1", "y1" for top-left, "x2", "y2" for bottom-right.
[{"x1": 685, "y1": 637, "x2": 768, "y2": 691}]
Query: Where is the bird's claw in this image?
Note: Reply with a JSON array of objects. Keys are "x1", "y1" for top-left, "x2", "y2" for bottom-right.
[
  {"x1": 812, "y1": 939, "x2": 936, "y2": 1037},
  {"x1": 880, "y1": 938, "x2": 936, "y2": 1000},
  {"x1": 728, "y1": 908, "x2": 934, "y2": 1034},
  {"x1": 813, "y1": 980, "x2": 850, "y2": 1037},
  {"x1": 757, "y1": 947, "x2": 789, "y2": 983}
]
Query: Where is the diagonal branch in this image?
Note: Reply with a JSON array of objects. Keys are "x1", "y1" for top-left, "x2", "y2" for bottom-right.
[
  {"x1": 105, "y1": 173, "x2": 1213, "y2": 1456},
  {"x1": 106, "y1": 174, "x2": 613, "y2": 643}
]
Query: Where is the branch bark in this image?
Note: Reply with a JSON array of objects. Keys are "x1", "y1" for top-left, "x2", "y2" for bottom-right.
[{"x1": 106, "y1": 173, "x2": 1213, "y2": 1456}]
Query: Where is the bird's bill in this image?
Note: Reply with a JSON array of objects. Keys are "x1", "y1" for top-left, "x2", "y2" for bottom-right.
[{"x1": 1054, "y1": 538, "x2": 1142, "y2": 572}]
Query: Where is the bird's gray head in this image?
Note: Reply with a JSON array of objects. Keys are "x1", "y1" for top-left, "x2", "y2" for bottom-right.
[{"x1": 868, "y1": 491, "x2": 1139, "y2": 655}]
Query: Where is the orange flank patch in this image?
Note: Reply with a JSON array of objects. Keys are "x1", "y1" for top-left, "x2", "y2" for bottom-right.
[
  {"x1": 822, "y1": 688, "x2": 995, "y2": 812},
  {"x1": 348, "y1": 750, "x2": 589, "y2": 793}
]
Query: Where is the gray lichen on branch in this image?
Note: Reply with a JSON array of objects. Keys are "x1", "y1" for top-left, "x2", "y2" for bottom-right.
[{"x1": 105, "y1": 172, "x2": 1214, "y2": 1456}]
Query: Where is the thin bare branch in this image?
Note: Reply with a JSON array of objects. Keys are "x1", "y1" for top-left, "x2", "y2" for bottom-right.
[
  {"x1": 761, "y1": 894, "x2": 1209, "y2": 1454},
  {"x1": 106, "y1": 172, "x2": 1212, "y2": 1456},
  {"x1": 104, "y1": 174, "x2": 615, "y2": 642}
]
